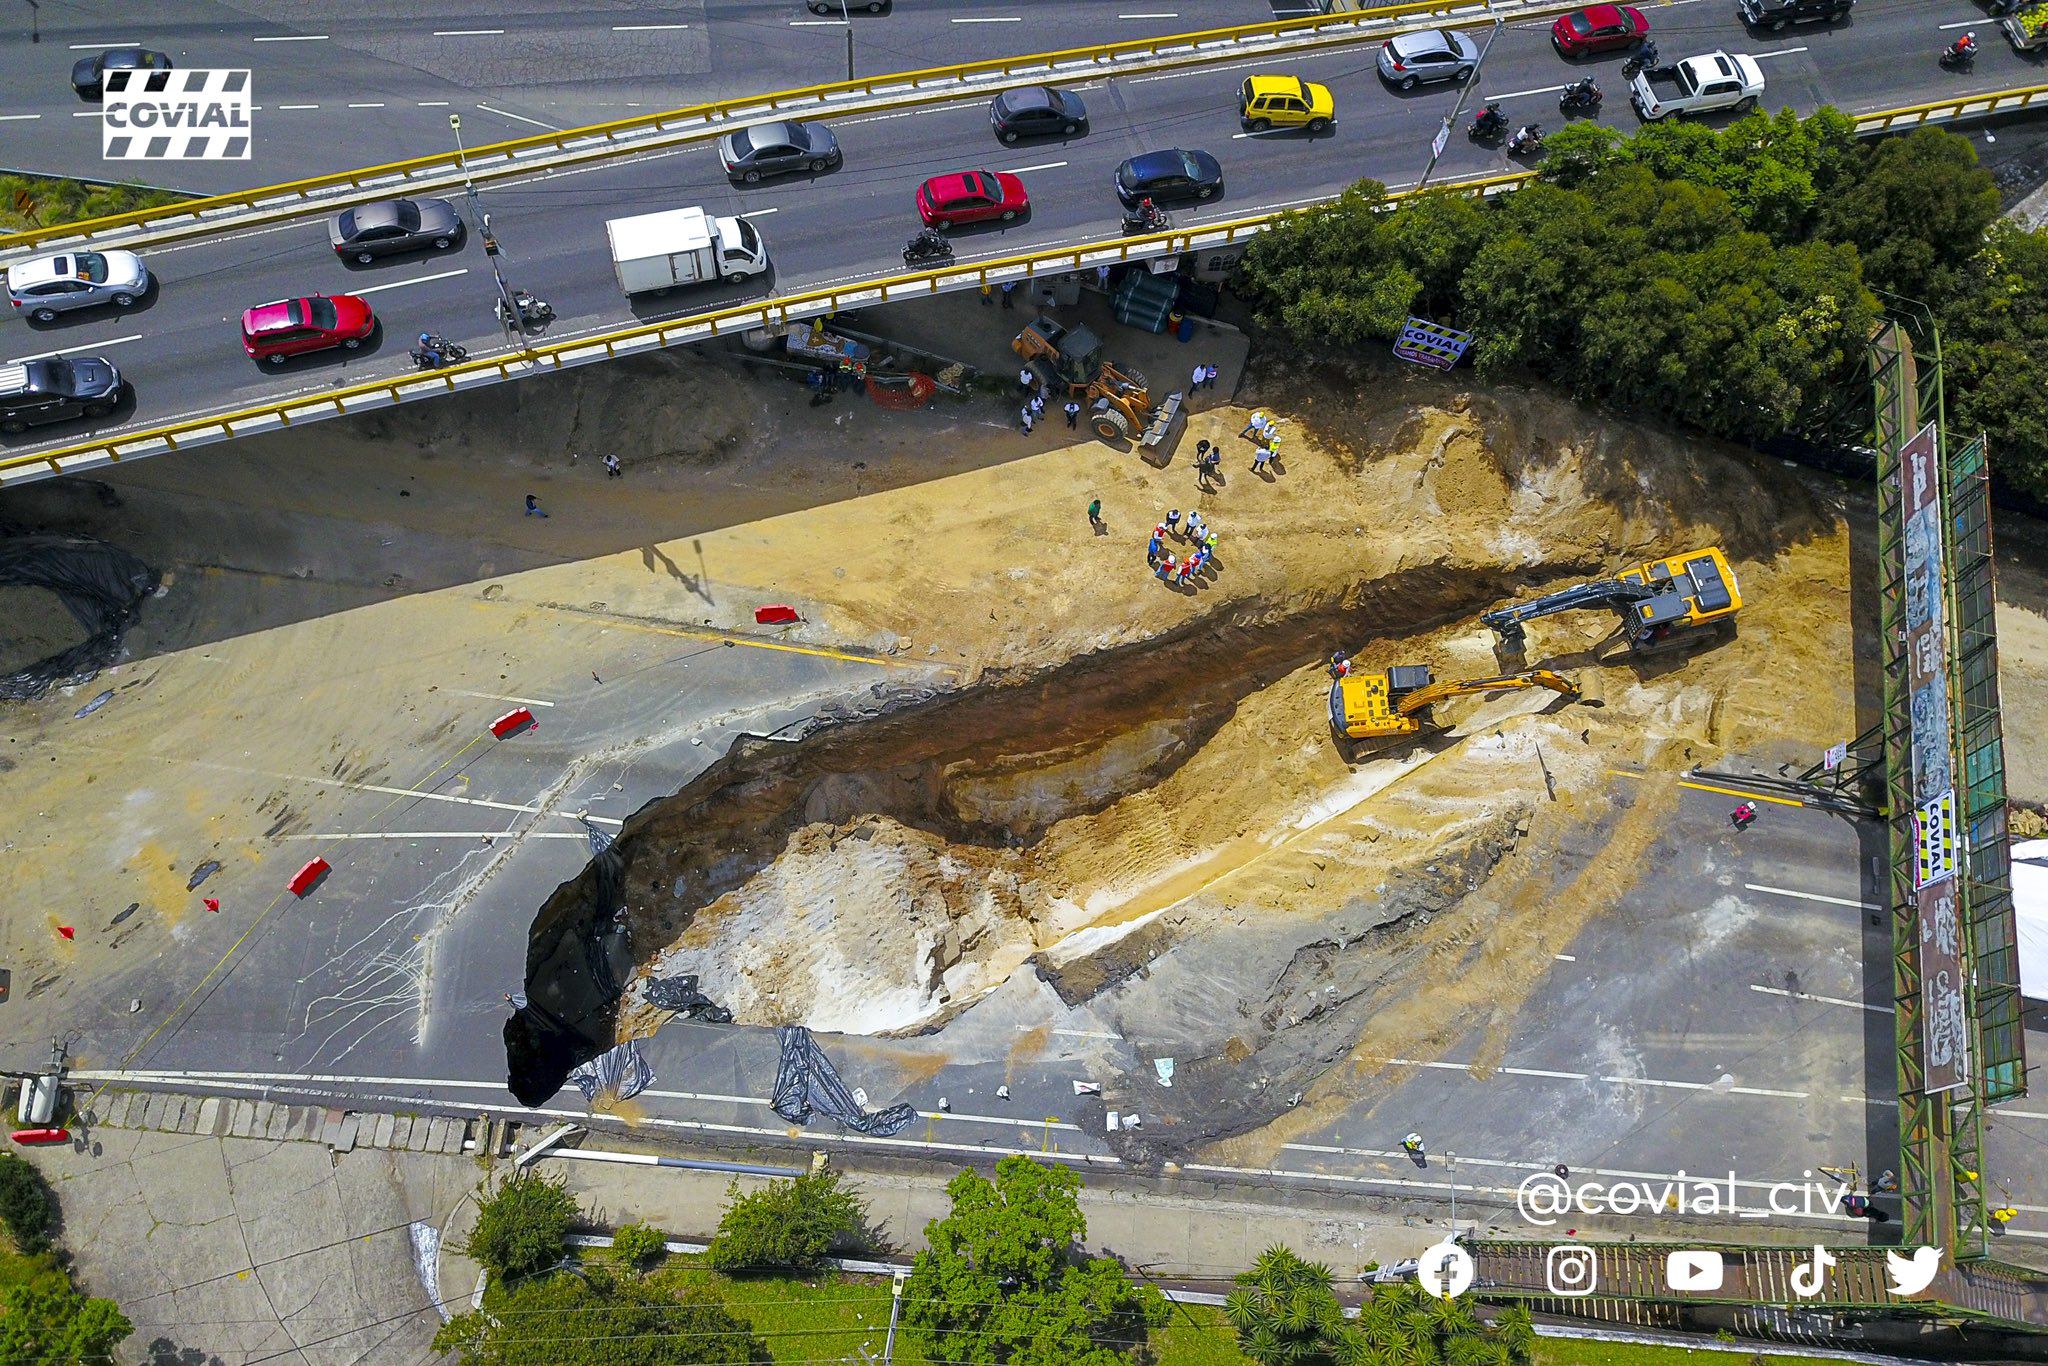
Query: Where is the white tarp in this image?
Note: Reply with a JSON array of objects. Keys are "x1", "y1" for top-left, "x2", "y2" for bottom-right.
[{"x1": 2011, "y1": 840, "x2": 2048, "y2": 1002}]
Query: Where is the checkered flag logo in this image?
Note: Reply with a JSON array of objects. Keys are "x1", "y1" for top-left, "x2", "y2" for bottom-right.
[{"x1": 104, "y1": 69, "x2": 251, "y2": 160}]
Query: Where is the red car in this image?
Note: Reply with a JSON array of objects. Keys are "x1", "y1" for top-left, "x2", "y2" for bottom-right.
[
  {"x1": 240, "y1": 294, "x2": 377, "y2": 364},
  {"x1": 915, "y1": 170, "x2": 1029, "y2": 229},
  {"x1": 1550, "y1": 4, "x2": 1648, "y2": 56}
]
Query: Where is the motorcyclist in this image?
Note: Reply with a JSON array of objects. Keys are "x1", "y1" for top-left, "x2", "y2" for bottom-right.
[
  {"x1": 1507, "y1": 122, "x2": 1543, "y2": 154},
  {"x1": 1563, "y1": 76, "x2": 1600, "y2": 105},
  {"x1": 906, "y1": 227, "x2": 947, "y2": 259},
  {"x1": 1138, "y1": 197, "x2": 1162, "y2": 228},
  {"x1": 1471, "y1": 102, "x2": 1506, "y2": 136},
  {"x1": 1946, "y1": 32, "x2": 1977, "y2": 62},
  {"x1": 415, "y1": 331, "x2": 443, "y2": 367}
]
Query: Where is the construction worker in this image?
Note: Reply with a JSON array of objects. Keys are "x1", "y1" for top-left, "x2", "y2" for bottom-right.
[
  {"x1": 1147, "y1": 531, "x2": 1162, "y2": 566},
  {"x1": 1731, "y1": 802, "x2": 1756, "y2": 830},
  {"x1": 1403, "y1": 1132, "x2": 1424, "y2": 1155},
  {"x1": 1240, "y1": 409, "x2": 1270, "y2": 441},
  {"x1": 1330, "y1": 651, "x2": 1351, "y2": 679},
  {"x1": 1166, "y1": 509, "x2": 1182, "y2": 538}
]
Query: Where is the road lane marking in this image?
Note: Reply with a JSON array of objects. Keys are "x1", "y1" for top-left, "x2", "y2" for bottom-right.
[
  {"x1": 788, "y1": 20, "x2": 848, "y2": 26},
  {"x1": 1553, "y1": 953, "x2": 1576, "y2": 962},
  {"x1": 615, "y1": 23, "x2": 691, "y2": 30},
  {"x1": 475, "y1": 103, "x2": 559, "y2": 131},
  {"x1": 1751, "y1": 984, "x2": 1891, "y2": 1014},
  {"x1": 1003, "y1": 160, "x2": 1068, "y2": 173},
  {"x1": 512, "y1": 600, "x2": 951, "y2": 672},
  {"x1": 1678, "y1": 779, "x2": 1805, "y2": 807},
  {"x1": 416, "y1": 101, "x2": 452, "y2": 107},
  {"x1": 449, "y1": 690, "x2": 555, "y2": 707},
  {"x1": 279, "y1": 103, "x2": 320, "y2": 110},
  {"x1": 1750, "y1": 46, "x2": 1810, "y2": 60},
  {"x1": 69, "y1": 41, "x2": 143, "y2": 48},
  {"x1": 0, "y1": 114, "x2": 43, "y2": 122},
  {"x1": 1372, "y1": 1055, "x2": 1808, "y2": 1098},
  {"x1": 1120, "y1": 11, "x2": 1180, "y2": 17},
  {"x1": 252, "y1": 34, "x2": 328, "y2": 41},
  {"x1": 434, "y1": 29, "x2": 506, "y2": 36},
  {"x1": 9, "y1": 335, "x2": 143, "y2": 363},
  {"x1": 348, "y1": 268, "x2": 471, "y2": 296},
  {"x1": 953, "y1": 15, "x2": 1024, "y2": 21},
  {"x1": 165, "y1": 756, "x2": 624, "y2": 825},
  {"x1": 292, "y1": 831, "x2": 591, "y2": 840},
  {"x1": 1745, "y1": 883, "x2": 1881, "y2": 911},
  {"x1": 346, "y1": 102, "x2": 386, "y2": 108},
  {"x1": 740, "y1": 207, "x2": 779, "y2": 218}
]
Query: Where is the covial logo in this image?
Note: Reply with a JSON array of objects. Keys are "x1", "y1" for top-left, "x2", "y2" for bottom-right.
[
  {"x1": 105, "y1": 69, "x2": 251, "y2": 160},
  {"x1": 1545, "y1": 1246, "x2": 1598, "y2": 1297},
  {"x1": 1416, "y1": 1239, "x2": 1475, "y2": 1300}
]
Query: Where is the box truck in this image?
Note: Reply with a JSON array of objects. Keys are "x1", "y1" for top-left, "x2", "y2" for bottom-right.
[{"x1": 606, "y1": 206, "x2": 769, "y2": 294}]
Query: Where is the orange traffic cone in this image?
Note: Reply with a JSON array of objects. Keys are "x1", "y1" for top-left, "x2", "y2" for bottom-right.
[
  {"x1": 203, "y1": 898, "x2": 220, "y2": 912},
  {"x1": 57, "y1": 926, "x2": 75, "y2": 940}
]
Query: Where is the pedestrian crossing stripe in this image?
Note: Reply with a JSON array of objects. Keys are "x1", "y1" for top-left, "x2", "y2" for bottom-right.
[{"x1": 1914, "y1": 789, "x2": 1958, "y2": 889}]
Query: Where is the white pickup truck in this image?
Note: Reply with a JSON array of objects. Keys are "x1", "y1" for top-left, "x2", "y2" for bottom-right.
[{"x1": 1629, "y1": 50, "x2": 1765, "y2": 121}]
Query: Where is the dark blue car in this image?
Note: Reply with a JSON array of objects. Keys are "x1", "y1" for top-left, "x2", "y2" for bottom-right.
[{"x1": 1113, "y1": 149, "x2": 1224, "y2": 207}]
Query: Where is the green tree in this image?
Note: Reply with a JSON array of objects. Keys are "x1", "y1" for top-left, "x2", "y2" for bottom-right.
[
  {"x1": 0, "y1": 1279, "x2": 133, "y2": 1365},
  {"x1": 705, "y1": 1168, "x2": 869, "y2": 1273},
  {"x1": 1223, "y1": 1246, "x2": 1359, "y2": 1366},
  {"x1": 0, "y1": 1153, "x2": 55, "y2": 1252},
  {"x1": 1935, "y1": 219, "x2": 2048, "y2": 500},
  {"x1": 1233, "y1": 182, "x2": 1419, "y2": 346},
  {"x1": 434, "y1": 1269, "x2": 767, "y2": 1366},
  {"x1": 1817, "y1": 126, "x2": 2000, "y2": 301},
  {"x1": 901, "y1": 1155, "x2": 1167, "y2": 1365},
  {"x1": 611, "y1": 1221, "x2": 668, "y2": 1271},
  {"x1": 464, "y1": 1172, "x2": 581, "y2": 1284}
]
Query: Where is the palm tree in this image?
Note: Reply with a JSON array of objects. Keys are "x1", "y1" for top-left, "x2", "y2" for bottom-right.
[
  {"x1": 1491, "y1": 1304, "x2": 1536, "y2": 1364},
  {"x1": 1225, "y1": 1246, "x2": 1357, "y2": 1366}
]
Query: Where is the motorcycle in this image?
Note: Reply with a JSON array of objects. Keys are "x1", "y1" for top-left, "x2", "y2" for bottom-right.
[
  {"x1": 902, "y1": 229, "x2": 953, "y2": 266},
  {"x1": 1468, "y1": 102, "x2": 1507, "y2": 141},
  {"x1": 1939, "y1": 34, "x2": 1977, "y2": 70},
  {"x1": 410, "y1": 332, "x2": 468, "y2": 369},
  {"x1": 1505, "y1": 123, "x2": 1544, "y2": 157},
  {"x1": 1621, "y1": 40, "x2": 1660, "y2": 81},
  {"x1": 496, "y1": 290, "x2": 554, "y2": 328},
  {"x1": 1120, "y1": 199, "x2": 1170, "y2": 235},
  {"x1": 1559, "y1": 78, "x2": 1602, "y2": 115}
]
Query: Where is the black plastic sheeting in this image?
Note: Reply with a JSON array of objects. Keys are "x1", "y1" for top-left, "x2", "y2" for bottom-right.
[
  {"x1": 0, "y1": 532, "x2": 158, "y2": 702},
  {"x1": 770, "y1": 1026, "x2": 917, "y2": 1137},
  {"x1": 566, "y1": 1038, "x2": 654, "y2": 1105},
  {"x1": 643, "y1": 973, "x2": 733, "y2": 1024}
]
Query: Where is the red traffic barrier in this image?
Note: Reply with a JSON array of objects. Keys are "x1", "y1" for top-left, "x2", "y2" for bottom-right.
[
  {"x1": 288, "y1": 857, "x2": 330, "y2": 898},
  {"x1": 489, "y1": 707, "x2": 536, "y2": 738},
  {"x1": 11, "y1": 1129, "x2": 69, "y2": 1146},
  {"x1": 56, "y1": 925, "x2": 75, "y2": 941},
  {"x1": 754, "y1": 605, "x2": 801, "y2": 625},
  {"x1": 203, "y1": 897, "x2": 220, "y2": 912}
]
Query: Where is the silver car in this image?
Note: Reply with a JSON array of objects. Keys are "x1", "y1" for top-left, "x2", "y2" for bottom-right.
[
  {"x1": 718, "y1": 120, "x2": 841, "y2": 184},
  {"x1": 5, "y1": 250, "x2": 151, "y2": 322},
  {"x1": 1377, "y1": 29, "x2": 1480, "y2": 90}
]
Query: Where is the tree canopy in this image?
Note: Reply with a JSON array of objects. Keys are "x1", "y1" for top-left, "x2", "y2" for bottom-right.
[
  {"x1": 464, "y1": 1172, "x2": 581, "y2": 1285},
  {"x1": 901, "y1": 1155, "x2": 1167, "y2": 1365},
  {"x1": 1224, "y1": 1249, "x2": 1533, "y2": 1366},
  {"x1": 706, "y1": 1168, "x2": 869, "y2": 1273},
  {"x1": 433, "y1": 1268, "x2": 768, "y2": 1366},
  {"x1": 0, "y1": 1278, "x2": 133, "y2": 1366}
]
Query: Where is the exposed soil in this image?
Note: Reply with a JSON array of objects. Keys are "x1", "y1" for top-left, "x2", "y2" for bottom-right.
[{"x1": 511, "y1": 356, "x2": 1866, "y2": 1131}]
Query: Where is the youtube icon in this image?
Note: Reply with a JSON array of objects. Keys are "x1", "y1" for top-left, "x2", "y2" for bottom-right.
[{"x1": 1665, "y1": 1250, "x2": 1725, "y2": 1292}]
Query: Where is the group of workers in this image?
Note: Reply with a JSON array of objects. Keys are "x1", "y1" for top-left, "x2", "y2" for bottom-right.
[{"x1": 1148, "y1": 508, "x2": 1219, "y2": 587}]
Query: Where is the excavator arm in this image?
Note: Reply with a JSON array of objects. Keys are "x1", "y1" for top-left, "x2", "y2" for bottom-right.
[
  {"x1": 1395, "y1": 669, "x2": 1579, "y2": 716},
  {"x1": 1479, "y1": 579, "x2": 1650, "y2": 651}
]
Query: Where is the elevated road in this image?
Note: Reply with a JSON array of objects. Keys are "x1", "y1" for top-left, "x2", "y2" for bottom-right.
[
  {"x1": 0, "y1": 0, "x2": 1321, "y2": 192},
  {"x1": 3, "y1": 2, "x2": 2042, "y2": 484}
]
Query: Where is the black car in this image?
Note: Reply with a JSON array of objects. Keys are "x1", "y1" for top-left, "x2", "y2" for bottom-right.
[
  {"x1": 717, "y1": 120, "x2": 841, "y2": 183},
  {"x1": 1113, "y1": 149, "x2": 1223, "y2": 207},
  {"x1": 990, "y1": 86, "x2": 1088, "y2": 144},
  {"x1": 0, "y1": 358, "x2": 125, "y2": 433},
  {"x1": 328, "y1": 198, "x2": 465, "y2": 263},
  {"x1": 1737, "y1": 0, "x2": 1852, "y2": 29},
  {"x1": 71, "y1": 47, "x2": 172, "y2": 99}
]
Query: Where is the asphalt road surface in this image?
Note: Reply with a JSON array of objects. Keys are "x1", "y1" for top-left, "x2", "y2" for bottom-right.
[
  {"x1": 2, "y1": 0, "x2": 2036, "y2": 466},
  {"x1": 0, "y1": 0, "x2": 1319, "y2": 192}
]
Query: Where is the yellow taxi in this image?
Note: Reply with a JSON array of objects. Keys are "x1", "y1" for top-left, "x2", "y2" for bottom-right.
[{"x1": 1238, "y1": 75, "x2": 1336, "y2": 133}]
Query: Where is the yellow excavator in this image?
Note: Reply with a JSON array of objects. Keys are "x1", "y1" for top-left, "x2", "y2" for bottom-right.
[
  {"x1": 1481, "y1": 547, "x2": 1742, "y2": 658},
  {"x1": 1329, "y1": 664, "x2": 1580, "y2": 742},
  {"x1": 1013, "y1": 317, "x2": 1183, "y2": 449}
]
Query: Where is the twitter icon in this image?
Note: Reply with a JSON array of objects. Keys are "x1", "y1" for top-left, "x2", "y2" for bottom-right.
[{"x1": 1886, "y1": 1246, "x2": 1940, "y2": 1297}]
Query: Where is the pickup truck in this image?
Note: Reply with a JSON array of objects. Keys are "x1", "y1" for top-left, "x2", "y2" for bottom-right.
[{"x1": 1629, "y1": 50, "x2": 1765, "y2": 121}]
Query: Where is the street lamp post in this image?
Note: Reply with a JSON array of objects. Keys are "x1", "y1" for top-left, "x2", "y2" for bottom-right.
[
  {"x1": 450, "y1": 112, "x2": 527, "y2": 351},
  {"x1": 838, "y1": 0, "x2": 854, "y2": 81},
  {"x1": 1418, "y1": 13, "x2": 1504, "y2": 191},
  {"x1": 1448, "y1": 1151, "x2": 1459, "y2": 1237}
]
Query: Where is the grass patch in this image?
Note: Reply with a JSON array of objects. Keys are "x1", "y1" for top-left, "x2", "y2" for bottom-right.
[{"x1": 0, "y1": 173, "x2": 187, "y2": 234}]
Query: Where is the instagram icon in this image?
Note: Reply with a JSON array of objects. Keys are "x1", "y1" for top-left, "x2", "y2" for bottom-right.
[{"x1": 1546, "y1": 1246, "x2": 1599, "y2": 1297}]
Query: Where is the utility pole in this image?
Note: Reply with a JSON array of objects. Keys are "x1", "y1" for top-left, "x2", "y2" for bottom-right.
[
  {"x1": 1447, "y1": 1150, "x2": 1459, "y2": 1237},
  {"x1": 1418, "y1": 9, "x2": 1504, "y2": 191},
  {"x1": 881, "y1": 1272, "x2": 905, "y2": 1363},
  {"x1": 840, "y1": 0, "x2": 855, "y2": 81},
  {"x1": 449, "y1": 112, "x2": 526, "y2": 353}
]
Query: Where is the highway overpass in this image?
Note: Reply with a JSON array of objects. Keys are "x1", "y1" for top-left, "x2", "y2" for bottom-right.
[{"x1": 3, "y1": 0, "x2": 2045, "y2": 486}]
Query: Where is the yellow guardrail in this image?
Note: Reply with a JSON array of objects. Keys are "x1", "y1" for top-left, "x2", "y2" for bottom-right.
[
  {"x1": 5, "y1": 77, "x2": 2045, "y2": 486},
  {"x1": 1850, "y1": 82, "x2": 2048, "y2": 131},
  {"x1": 0, "y1": 0, "x2": 1549, "y2": 254},
  {"x1": 0, "y1": 172, "x2": 1530, "y2": 484}
]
